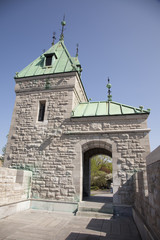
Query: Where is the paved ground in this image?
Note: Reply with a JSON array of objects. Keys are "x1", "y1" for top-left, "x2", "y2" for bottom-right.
[
  {"x1": 0, "y1": 209, "x2": 141, "y2": 240},
  {"x1": 85, "y1": 190, "x2": 113, "y2": 203}
]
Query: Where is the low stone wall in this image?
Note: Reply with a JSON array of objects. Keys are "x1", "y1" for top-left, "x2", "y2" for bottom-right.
[
  {"x1": 133, "y1": 146, "x2": 160, "y2": 240},
  {"x1": 0, "y1": 168, "x2": 32, "y2": 206}
]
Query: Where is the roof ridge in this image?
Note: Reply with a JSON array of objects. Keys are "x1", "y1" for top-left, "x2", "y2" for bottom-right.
[
  {"x1": 61, "y1": 41, "x2": 74, "y2": 65},
  {"x1": 61, "y1": 41, "x2": 79, "y2": 71},
  {"x1": 53, "y1": 43, "x2": 65, "y2": 73}
]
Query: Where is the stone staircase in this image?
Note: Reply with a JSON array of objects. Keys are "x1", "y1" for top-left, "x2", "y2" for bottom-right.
[{"x1": 77, "y1": 201, "x2": 113, "y2": 218}]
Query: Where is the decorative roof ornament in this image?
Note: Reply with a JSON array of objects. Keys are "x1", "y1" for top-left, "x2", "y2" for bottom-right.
[
  {"x1": 107, "y1": 78, "x2": 112, "y2": 101},
  {"x1": 15, "y1": 72, "x2": 19, "y2": 77},
  {"x1": 59, "y1": 15, "x2": 66, "y2": 41},
  {"x1": 52, "y1": 32, "x2": 56, "y2": 46},
  {"x1": 139, "y1": 105, "x2": 144, "y2": 112},
  {"x1": 76, "y1": 44, "x2": 79, "y2": 57}
]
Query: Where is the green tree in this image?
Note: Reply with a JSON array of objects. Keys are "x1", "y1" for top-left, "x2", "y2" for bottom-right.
[
  {"x1": 0, "y1": 135, "x2": 8, "y2": 165},
  {"x1": 90, "y1": 155, "x2": 112, "y2": 190}
]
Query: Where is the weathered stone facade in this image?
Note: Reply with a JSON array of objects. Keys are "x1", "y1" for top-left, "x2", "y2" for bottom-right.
[{"x1": 4, "y1": 67, "x2": 150, "y2": 209}]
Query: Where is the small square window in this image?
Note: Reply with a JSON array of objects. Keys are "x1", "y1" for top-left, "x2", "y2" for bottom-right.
[
  {"x1": 44, "y1": 53, "x2": 54, "y2": 66},
  {"x1": 46, "y1": 55, "x2": 52, "y2": 66}
]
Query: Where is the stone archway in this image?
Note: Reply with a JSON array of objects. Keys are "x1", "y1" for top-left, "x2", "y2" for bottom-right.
[{"x1": 82, "y1": 141, "x2": 112, "y2": 200}]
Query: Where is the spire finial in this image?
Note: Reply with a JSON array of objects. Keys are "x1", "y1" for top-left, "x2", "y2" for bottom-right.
[
  {"x1": 107, "y1": 78, "x2": 112, "y2": 101},
  {"x1": 60, "y1": 15, "x2": 66, "y2": 41},
  {"x1": 76, "y1": 44, "x2": 79, "y2": 57},
  {"x1": 52, "y1": 32, "x2": 56, "y2": 46}
]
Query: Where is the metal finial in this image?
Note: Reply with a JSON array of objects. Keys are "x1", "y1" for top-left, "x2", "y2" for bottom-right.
[
  {"x1": 60, "y1": 15, "x2": 66, "y2": 41},
  {"x1": 107, "y1": 78, "x2": 112, "y2": 101},
  {"x1": 52, "y1": 32, "x2": 56, "y2": 46},
  {"x1": 15, "y1": 72, "x2": 19, "y2": 77},
  {"x1": 76, "y1": 44, "x2": 79, "y2": 57},
  {"x1": 139, "y1": 105, "x2": 144, "y2": 112}
]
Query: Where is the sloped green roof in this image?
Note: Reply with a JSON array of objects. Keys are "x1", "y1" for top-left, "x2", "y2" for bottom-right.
[
  {"x1": 72, "y1": 101, "x2": 150, "y2": 117},
  {"x1": 15, "y1": 41, "x2": 82, "y2": 78}
]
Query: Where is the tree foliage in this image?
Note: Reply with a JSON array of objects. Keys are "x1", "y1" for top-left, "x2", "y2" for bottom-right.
[
  {"x1": 0, "y1": 135, "x2": 8, "y2": 165},
  {"x1": 91, "y1": 155, "x2": 112, "y2": 189}
]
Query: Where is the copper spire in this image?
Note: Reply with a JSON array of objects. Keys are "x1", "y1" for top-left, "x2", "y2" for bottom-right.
[
  {"x1": 52, "y1": 32, "x2": 56, "y2": 46},
  {"x1": 59, "y1": 15, "x2": 66, "y2": 41},
  {"x1": 76, "y1": 44, "x2": 79, "y2": 57},
  {"x1": 107, "y1": 78, "x2": 112, "y2": 101}
]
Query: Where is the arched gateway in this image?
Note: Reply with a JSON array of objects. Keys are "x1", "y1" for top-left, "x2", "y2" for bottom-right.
[
  {"x1": 82, "y1": 141, "x2": 112, "y2": 198},
  {"x1": 4, "y1": 23, "x2": 151, "y2": 215}
]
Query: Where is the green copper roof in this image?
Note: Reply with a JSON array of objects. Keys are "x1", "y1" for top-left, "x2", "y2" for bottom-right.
[
  {"x1": 15, "y1": 41, "x2": 82, "y2": 78},
  {"x1": 72, "y1": 101, "x2": 150, "y2": 117}
]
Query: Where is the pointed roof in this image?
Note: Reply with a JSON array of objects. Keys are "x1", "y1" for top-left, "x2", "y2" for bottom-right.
[
  {"x1": 72, "y1": 101, "x2": 150, "y2": 117},
  {"x1": 15, "y1": 40, "x2": 82, "y2": 79}
]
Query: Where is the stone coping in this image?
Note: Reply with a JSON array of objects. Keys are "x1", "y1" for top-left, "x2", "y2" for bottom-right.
[
  {"x1": 0, "y1": 199, "x2": 29, "y2": 208},
  {"x1": 146, "y1": 145, "x2": 160, "y2": 165},
  {"x1": 30, "y1": 198, "x2": 78, "y2": 205},
  {"x1": 0, "y1": 199, "x2": 78, "y2": 219}
]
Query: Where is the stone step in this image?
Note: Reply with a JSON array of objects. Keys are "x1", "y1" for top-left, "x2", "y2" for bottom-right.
[
  {"x1": 76, "y1": 211, "x2": 113, "y2": 218},
  {"x1": 78, "y1": 206, "x2": 113, "y2": 214},
  {"x1": 78, "y1": 201, "x2": 113, "y2": 214},
  {"x1": 77, "y1": 201, "x2": 113, "y2": 218},
  {"x1": 79, "y1": 201, "x2": 112, "y2": 206}
]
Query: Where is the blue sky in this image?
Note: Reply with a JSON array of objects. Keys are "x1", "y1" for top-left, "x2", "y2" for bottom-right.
[{"x1": 0, "y1": 0, "x2": 160, "y2": 153}]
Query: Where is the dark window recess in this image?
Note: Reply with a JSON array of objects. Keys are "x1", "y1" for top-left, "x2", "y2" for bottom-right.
[
  {"x1": 46, "y1": 56, "x2": 52, "y2": 66},
  {"x1": 38, "y1": 101, "x2": 46, "y2": 121}
]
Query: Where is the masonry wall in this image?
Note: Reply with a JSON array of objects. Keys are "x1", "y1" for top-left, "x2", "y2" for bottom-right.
[
  {"x1": 64, "y1": 115, "x2": 150, "y2": 204},
  {"x1": 0, "y1": 168, "x2": 32, "y2": 206},
  {"x1": 133, "y1": 146, "x2": 160, "y2": 240},
  {"x1": 4, "y1": 72, "x2": 151, "y2": 206}
]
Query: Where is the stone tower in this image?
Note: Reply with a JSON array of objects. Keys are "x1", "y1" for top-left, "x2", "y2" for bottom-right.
[{"x1": 4, "y1": 23, "x2": 151, "y2": 213}]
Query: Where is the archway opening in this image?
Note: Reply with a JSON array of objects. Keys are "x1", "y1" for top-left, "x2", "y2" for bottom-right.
[
  {"x1": 90, "y1": 154, "x2": 112, "y2": 191},
  {"x1": 83, "y1": 147, "x2": 113, "y2": 202}
]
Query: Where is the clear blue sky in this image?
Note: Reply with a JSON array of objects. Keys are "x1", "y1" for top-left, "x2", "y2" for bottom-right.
[{"x1": 0, "y1": 0, "x2": 160, "y2": 154}]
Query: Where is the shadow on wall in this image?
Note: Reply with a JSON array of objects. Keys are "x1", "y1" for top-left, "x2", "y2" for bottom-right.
[{"x1": 133, "y1": 158, "x2": 160, "y2": 240}]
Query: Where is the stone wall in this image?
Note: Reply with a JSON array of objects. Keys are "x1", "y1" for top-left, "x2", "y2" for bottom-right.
[
  {"x1": 4, "y1": 71, "x2": 151, "y2": 207},
  {"x1": 133, "y1": 146, "x2": 160, "y2": 240},
  {"x1": 64, "y1": 115, "x2": 150, "y2": 205},
  {"x1": 0, "y1": 168, "x2": 32, "y2": 206}
]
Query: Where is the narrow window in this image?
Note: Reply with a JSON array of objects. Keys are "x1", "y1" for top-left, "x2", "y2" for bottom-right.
[
  {"x1": 46, "y1": 55, "x2": 52, "y2": 66},
  {"x1": 38, "y1": 101, "x2": 46, "y2": 121}
]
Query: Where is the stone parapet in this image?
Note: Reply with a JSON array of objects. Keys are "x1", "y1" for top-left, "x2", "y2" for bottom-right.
[
  {"x1": 133, "y1": 146, "x2": 160, "y2": 240},
  {"x1": 0, "y1": 168, "x2": 32, "y2": 206},
  {"x1": 146, "y1": 145, "x2": 160, "y2": 165}
]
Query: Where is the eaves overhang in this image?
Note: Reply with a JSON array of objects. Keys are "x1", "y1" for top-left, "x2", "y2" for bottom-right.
[{"x1": 71, "y1": 101, "x2": 150, "y2": 118}]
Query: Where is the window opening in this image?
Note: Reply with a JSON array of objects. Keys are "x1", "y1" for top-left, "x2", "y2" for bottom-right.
[
  {"x1": 46, "y1": 55, "x2": 52, "y2": 66},
  {"x1": 38, "y1": 101, "x2": 46, "y2": 121}
]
